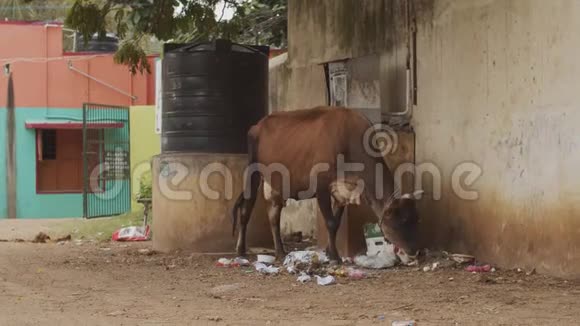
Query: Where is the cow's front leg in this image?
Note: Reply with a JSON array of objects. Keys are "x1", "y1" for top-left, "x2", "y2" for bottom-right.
[
  {"x1": 266, "y1": 200, "x2": 286, "y2": 261},
  {"x1": 318, "y1": 193, "x2": 344, "y2": 264}
]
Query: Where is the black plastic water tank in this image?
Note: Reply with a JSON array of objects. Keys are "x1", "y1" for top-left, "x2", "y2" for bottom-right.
[
  {"x1": 75, "y1": 32, "x2": 119, "y2": 52},
  {"x1": 161, "y1": 39, "x2": 269, "y2": 153}
]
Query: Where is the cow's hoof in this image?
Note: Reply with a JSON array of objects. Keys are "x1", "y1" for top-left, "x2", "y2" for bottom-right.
[
  {"x1": 275, "y1": 252, "x2": 287, "y2": 262},
  {"x1": 328, "y1": 259, "x2": 342, "y2": 266}
]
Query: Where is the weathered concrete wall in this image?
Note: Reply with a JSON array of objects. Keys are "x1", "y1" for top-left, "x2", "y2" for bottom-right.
[
  {"x1": 288, "y1": 0, "x2": 409, "y2": 68},
  {"x1": 413, "y1": 0, "x2": 580, "y2": 278},
  {"x1": 269, "y1": 53, "x2": 327, "y2": 112},
  {"x1": 152, "y1": 153, "x2": 273, "y2": 253},
  {"x1": 271, "y1": 0, "x2": 580, "y2": 277}
]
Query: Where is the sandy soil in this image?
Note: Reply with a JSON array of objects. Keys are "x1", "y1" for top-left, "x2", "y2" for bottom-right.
[{"x1": 0, "y1": 239, "x2": 579, "y2": 326}]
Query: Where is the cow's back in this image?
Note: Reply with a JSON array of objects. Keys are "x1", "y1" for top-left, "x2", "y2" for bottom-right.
[{"x1": 251, "y1": 106, "x2": 374, "y2": 198}]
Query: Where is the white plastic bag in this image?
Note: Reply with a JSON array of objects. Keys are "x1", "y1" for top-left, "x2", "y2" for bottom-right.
[
  {"x1": 315, "y1": 275, "x2": 336, "y2": 286},
  {"x1": 254, "y1": 262, "x2": 280, "y2": 274},
  {"x1": 297, "y1": 273, "x2": 312, "y2": 283},
  {"x1": 354, "y1": 251, "x2": 398, "y2": 269}
]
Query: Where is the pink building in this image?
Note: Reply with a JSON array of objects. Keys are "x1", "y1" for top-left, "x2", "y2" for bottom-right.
[{"x1": 0, "y1": 20, "x2": 157, "y2": 219}]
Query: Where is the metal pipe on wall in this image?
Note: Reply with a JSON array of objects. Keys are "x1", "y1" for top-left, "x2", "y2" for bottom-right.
[
  {"x1": 5, "y1": 67, "x2": 16, "y2": 219},
  {"x1": 68, "y1": 61, "x2": 138, "y2": 101},
  {"x1": 384, "y1": 69, "x2": 412, "y2": 117},
  {"x1": 384, "y1": 0, "x2": 415, "y2": 120}
]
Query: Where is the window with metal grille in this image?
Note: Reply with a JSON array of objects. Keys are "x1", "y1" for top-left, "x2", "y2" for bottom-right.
[
  {"x1": 36, "y1": 129, "x2": 102, "y2": 193},
  {"x1": 40, "y1": 130, "x2": 57, "y2": 160}
]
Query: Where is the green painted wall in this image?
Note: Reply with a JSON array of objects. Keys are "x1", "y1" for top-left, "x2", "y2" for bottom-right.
[
  {"x1": 0, "y1": 109, "x2": 6, "y2": 218},
  {"x1": 4, "y1": 108, "x2": 132, "y2": 218},
  {"x1": 15, "y1": 108, "x2": 84, "y2": 218},
  {"x1": 129, "y1": 105, "x2": 160, "y2": 211}
]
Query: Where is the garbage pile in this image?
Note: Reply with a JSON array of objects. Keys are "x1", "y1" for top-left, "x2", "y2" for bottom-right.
[
  {"x1": 283, "y1": 250, "x2": 329, "y2": 274},
  {"x1": 215, "y1": 249, "x2": 385, "y2": 286},
  {"x1": 282, "y1": 250, "x2": 369, "y2": 285},
  {"x1": 215, "y1": 246, "x2": 497, "y2": 286},
  {"x1": 214, "y1": 223, "x2": 498, "y2": 286},
  {"x1": 214, "y1": 223, "x2": 418, "y2": 286}
]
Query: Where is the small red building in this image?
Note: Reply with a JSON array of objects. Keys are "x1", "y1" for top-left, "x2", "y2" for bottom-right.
[{"x1": 0, "y1": 20, "x2": 156, "y2": 219}]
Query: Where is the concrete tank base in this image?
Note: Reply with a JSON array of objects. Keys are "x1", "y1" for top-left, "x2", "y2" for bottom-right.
[{"x1": 152, "y1": 153, "x2": 273, "y2": 253}]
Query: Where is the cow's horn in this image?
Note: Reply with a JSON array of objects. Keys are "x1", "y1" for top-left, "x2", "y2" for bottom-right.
[
  {"x1": 413, "y1": 190, "x2": 424, "y2": 198},
  {"x1": 401, "y1": 190, "x2": 424, "y2": 200}
]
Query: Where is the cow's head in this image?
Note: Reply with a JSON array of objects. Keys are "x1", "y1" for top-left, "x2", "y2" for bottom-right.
[{"x1": 380, "y1": 190, "x2": 423, "y2": 263}]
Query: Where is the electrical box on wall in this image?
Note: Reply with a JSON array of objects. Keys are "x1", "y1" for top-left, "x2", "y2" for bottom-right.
[{"x1": 326, "y1": 57, "x2": 382, "y2": 123}]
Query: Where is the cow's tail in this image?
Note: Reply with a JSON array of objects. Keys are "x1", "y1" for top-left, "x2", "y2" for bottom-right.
[{"x1": 231, "y1": 128, "x2": 260, "y2": 237}]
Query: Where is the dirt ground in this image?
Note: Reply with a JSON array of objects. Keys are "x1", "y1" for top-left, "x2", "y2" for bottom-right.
[{"x1": 0, "y1": 239, "x2": 579, "y2": 326}]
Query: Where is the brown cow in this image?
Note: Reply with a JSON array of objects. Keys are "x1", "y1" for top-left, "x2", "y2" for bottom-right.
[{"x1": 231, "y1": 106, "x2": 423, "y2": 263}]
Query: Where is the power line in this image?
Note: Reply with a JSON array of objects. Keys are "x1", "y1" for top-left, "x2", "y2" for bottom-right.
[
  {"x1": 0, "y1": 5, "x2": 73, "y2": 10},
  {"x1": 0, "y1": 54, "x2": 113, "y2": 65}
]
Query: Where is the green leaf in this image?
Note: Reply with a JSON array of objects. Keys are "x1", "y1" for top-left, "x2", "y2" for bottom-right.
[{"x1": 65, "y1": 0, "x2": 288, "y2": 75}]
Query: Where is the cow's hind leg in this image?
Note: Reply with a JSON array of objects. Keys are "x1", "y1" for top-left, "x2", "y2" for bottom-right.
[
  {"x1": 235, "y1": 200, "x2": 254, "y2": 257},
  {"x1": 235, "y1": 176, "x2": 261, "y2": 257},
  {"x1": 266, "y1": 199, "x2": 286, "y2": 261},
  {"x1": 318, "y1": 192, "x2": 345, "y2": 264},
  {"x1": 235, "y1": 126, "x2": 261, "y2": 257}
]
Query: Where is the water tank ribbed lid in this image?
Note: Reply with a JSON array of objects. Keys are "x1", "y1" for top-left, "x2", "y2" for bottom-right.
[{"x1": 170, "y1": 39, "x2": 263, "y2": 55}]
